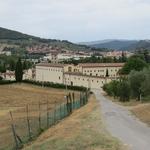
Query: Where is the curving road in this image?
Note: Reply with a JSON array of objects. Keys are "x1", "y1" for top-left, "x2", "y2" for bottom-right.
[{"x1": 93, "y1": 89, "x2": 150, "y2": 150}]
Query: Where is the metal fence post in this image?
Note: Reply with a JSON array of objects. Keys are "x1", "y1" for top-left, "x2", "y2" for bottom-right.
[
  {"x1": 38, "y1": 102, "x2": 41, "y2": 131},
  {"x1": 10, "y1": 111, "x2": 18, "y2": 149},
  {"x1": 59, "y1": 104, "x2": 61, "y2": 120},
  {"x1": 54, "y1": 101, "x2": 56, "y2": 124},
  {"x1": 47, "y1": 100, "x2": 49, "y2": 128},
  {"x1": 26, "y1": 105, "x2": 32, "y2": 140},
  {"x1": 69, "y1": 93, "x2": 72, "y2": 113},
  {"x1": 72, "y1": 92, "x2": 75, "y2": 109}
]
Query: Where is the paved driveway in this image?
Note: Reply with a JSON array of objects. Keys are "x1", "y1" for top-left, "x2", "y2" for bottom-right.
[{"x1": 93, "y1": 89, "x2": 150, "y2": 150}]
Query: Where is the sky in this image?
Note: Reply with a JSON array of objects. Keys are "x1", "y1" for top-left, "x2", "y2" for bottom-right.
[{"x1": 0, "y1": 0, "x2": 150, "y2": 42}]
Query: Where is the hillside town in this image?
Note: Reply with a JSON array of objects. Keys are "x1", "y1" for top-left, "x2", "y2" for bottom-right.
[{"x1": 1, "y1": 0, "x2": 150, "y2": 149}]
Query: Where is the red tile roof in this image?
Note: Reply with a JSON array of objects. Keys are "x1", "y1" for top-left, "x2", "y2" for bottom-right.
[
  {"x1": 36, "y1": 63, "x2": 64, "y2": 68},
  {"x1": 79, "y1": 63, "x2": 124, "y2": 68}
]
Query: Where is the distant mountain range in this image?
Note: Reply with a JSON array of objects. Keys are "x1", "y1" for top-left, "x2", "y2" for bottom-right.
[{"x1": 80, "y1": 39, "x2": 150, "y2": 51}]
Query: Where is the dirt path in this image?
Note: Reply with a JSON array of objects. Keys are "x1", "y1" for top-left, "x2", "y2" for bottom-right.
[{"x1": 93, "y1": 89, "x2": 150, "y2": 150}]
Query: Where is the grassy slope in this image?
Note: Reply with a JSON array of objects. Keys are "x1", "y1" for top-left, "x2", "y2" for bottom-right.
[
  {"x1": 130, "y1": 104, "x2": 150, "y2": 126},
  {"x1": 0, "y1": 83, "x2": 79, "y2": 116},
  {"x1": 0, "y1": 83, "x2": 67, "y2": 107},
  {"x1": 23, "y1": 95, "x2": 127, "y2": 150}
]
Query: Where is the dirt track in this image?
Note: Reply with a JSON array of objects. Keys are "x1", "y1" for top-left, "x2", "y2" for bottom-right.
[{"x1": 93, "y1": 89, "x2": 150, "y2": 150}]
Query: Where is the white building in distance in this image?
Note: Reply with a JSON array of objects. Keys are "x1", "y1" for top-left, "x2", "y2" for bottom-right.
[
  {"x1": 43, "y1": 53, "x2": 91, "y2": 62},
  {"x1": 36, "y1": 63, "x2": 124, "y2": 89}
]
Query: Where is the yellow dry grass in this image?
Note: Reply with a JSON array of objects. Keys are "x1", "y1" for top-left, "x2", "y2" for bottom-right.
[
  {"x1": 0, "y1": 83, "x2": 80, "y2": 150},
  {"x1": 0, "y1": 83, "x2": 66, "y2": 107},
  {"x1": 0, "y1": 83, "x2": 79, "y2": 112},
  {"x1": 130, "y1": 103, "x2": 150, "y2": 126}
]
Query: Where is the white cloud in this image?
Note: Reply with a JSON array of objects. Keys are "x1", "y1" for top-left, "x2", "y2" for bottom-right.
[{"x1": 0, "y1": 0, "x2": 150, "y2": 42}]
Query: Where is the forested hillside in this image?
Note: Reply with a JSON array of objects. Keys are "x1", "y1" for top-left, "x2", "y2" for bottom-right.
[{"x1": 0, "y1": 27, "x2": 91, "y2": 53}]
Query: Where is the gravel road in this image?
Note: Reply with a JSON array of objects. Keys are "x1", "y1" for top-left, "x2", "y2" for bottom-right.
[{"x1": 93, "y1": 89, "x2": 150, "y2": 150}]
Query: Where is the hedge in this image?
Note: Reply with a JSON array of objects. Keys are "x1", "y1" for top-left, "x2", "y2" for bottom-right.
[
  {"x1": 23, "y1": 80, "x2": 88, "y2": 92},
  {"x1": 0, "y1": 80, "x2": 16, "y2": 85}
]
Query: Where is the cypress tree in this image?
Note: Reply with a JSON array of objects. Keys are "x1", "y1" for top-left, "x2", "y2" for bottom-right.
[
  {"x1": 15, "y1": 58, "x2": 23, "y2": 82},
  {"x1": 106, "y1": 69, "x2": 109, "y2": 77}
]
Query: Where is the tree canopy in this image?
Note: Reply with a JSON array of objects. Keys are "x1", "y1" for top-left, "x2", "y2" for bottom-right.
[
  {"x1": 15, "y1": 58, "x2": 23, "y2": 82},
  {"x1": 103, "y1": 67, "x2": 150, "y2": 102},
  {"x1": 120, "y1": 56, "x2": 148, "y2": 74}
]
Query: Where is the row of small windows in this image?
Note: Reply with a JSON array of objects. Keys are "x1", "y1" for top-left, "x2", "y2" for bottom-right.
[
  {"x1": 85, "y1": 73, "x2": 116, "y2": 77},
  {"x1": 38, "y1": 68, "x2": 62, "y2": 72},
  {"x1": 85, "y1": 73, "x2": 105, "y2": 77},
  {"x1": 84, "y1": 70, "x2": 104, "y2": 73},
  {"x1": 48, "y1": 69, "x2": 62, "y2": 72},
  {"x1": 84, "y1": 69, "x2": 118, "y2": 73},
  {"x1": 65, "y1": 77, "x2": 104, "y2": 84}
]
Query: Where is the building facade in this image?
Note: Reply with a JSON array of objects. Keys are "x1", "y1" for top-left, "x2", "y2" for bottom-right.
[
  {"x1": 36, "y1": 63, "x2": 64, "y2": 84},
  {"x1": 36, "y1": 63, "x2": 124, "y2": 89}
]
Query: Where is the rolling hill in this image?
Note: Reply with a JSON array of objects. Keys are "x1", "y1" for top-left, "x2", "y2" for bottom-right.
[
  {"x1": 0, "y1": 27, "x2": 37, "y2": 40},
  {"x1": 0, "y1": 27, "x2": 91, "y2": 53},
  {"x1": 82, "y1": 39, "x2": 150, "y2": 51},
  {"x1": 1, "y1": 27, "x2": 150, "y2": 53},
  {"x1": 125, "y1": 40, "x2": 150, "y2": 51},
  {"x1": 81, "y1": 40, "x2": 139, "y2": 50}
]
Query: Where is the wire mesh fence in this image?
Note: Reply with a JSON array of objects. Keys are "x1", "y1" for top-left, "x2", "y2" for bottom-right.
[{"x1": 0, "y1": 90, "x2": 90, "y2": 150}]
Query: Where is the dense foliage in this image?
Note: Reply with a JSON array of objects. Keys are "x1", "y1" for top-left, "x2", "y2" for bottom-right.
[
  {"x1": 120, "y1": 52, "x2": 149, "y2": 75},
  {"x1": 0, "y1": 80, "x2": 16, "y2": 85},
  {"x1": 15, "y1": 58, "x2": 23, "y2": 82},
  {"x1": 103, "y1": 67, "x2": 150, "y2": 102},
  {"x1": 0, "y1": 55, "x2": 17, "y2": 72},
  {"x1": 23, "y1": 80, "x2": 87, "y2": 92},
  {"x1": 120, "y1": 57, "x2": 148, "y2": 74},
  {"x1": 0, "y1": 54, "x2": 32, "y2": 73}
]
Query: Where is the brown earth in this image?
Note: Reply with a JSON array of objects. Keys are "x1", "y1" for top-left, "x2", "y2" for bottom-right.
[{"x1": 130, "y1": 103, "x2": 150, "y2": 126}]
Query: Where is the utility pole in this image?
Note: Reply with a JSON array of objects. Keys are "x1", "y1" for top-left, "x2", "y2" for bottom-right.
[
  {"x1": 42, "y1": 72, "x2": 44, "y2": 88},
  {"x1": 65, "y1": 77, "x2": 68, "y2": 95}
]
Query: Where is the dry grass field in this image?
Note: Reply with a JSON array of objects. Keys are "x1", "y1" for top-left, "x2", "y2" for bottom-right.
[
  {"x1": 0, "y1": 83, "x2": 80, "y2": 150},
  {"x1": 130, "y1": 104, "x2": 150, "y2": 126},
  {"x1": 23, "y1": 95, "x2": 127, "y2": 150},
  {"x1": 0, "y1": 83, "x2": 69, "y2": 107},
  {"x1": 0, "y1": 83, "x2": 80, "y2": 113}
]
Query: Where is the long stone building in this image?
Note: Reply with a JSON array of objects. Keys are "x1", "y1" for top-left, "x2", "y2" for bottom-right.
[{"x1": 36, "y1": 63, "x2": 124, "y2": 89}]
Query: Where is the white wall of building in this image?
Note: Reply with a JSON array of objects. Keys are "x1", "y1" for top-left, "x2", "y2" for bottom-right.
[
  {"x1": 35, "y1": 63, "x2": 124, "y2": 89},
  {"x1": 36, "y1": 65, "x2": 64, "y2": 84},
  {"x1": 64, "y1": 74, "x2": 113, "y2": 89}
]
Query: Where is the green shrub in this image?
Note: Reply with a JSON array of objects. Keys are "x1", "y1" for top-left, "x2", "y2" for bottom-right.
[
  {"x1": 23, "y1": 80, "x2": 87, "y2": 92},
  {"x1": 0, "y1": 80, "x2": 16, "y2": 85},
  {"x1": 103, "y1": 79, "x2": 130, "y2": 102}
]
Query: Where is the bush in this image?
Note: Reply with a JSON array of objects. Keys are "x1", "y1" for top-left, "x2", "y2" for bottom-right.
[
  {"x1": 103, "y1": 79, "x2": 130, "y2": 102},
  {"x1": 103, "y1": 80, "x2": 120, "y2": 98},
  {"x1": 0, "y1": 80, "x2": 16, "y2": 85},
  {"x1": 23, "y1": 80, "x2": 87, "y2": 92},
  {"x1": 0, "y1": 76, "x2": 3, "y2": 81},
  {"x1": 118, "y1": 80, "x2": 130, "y2": 102},
  {"x1": 120, "y1": 57, "x2": 148, "y2": 75}
]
